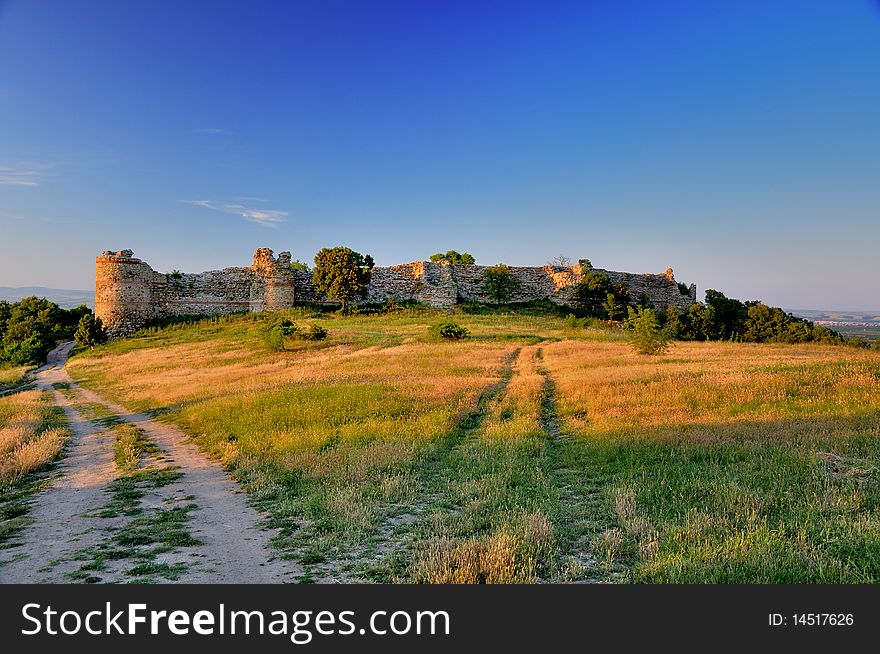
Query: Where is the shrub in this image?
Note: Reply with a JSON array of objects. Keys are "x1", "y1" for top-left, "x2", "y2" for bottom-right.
[
  {"x1": 563, "y1": 314, "x2": 593, "y2": 331},
  {"x1": 430, "y1": 250, "x2": 475, "y2": 265},
  {"x1": 0, "y1": 297, "x2": 91, "y2": 365},
  {"x1": 548, "y1": 255, "x2": 572, "y2": 267},
  {"x1": 264, "y1": 318, "x2": 297, "y2": 351},
  {"x1": 482, "y1": 264, "x2": 520, "y2": 304},
  {"x1": 602, "y1": 293, "x2": 626, "y2": 321},
  {"x1": 626, "y1": 307, "x2": 670, "y2": 355},
  {"x1": 296, "y1": 323, "x2": 328, "y2": 341},
  {"x1": 662, "y1": 305, "x2": 683, "y2": 340},
  {"x1": 265, "y1": 318, "x2": 328, "y2": 351},
  {"x1": 428, "y1": 321, "x2": 470, "y2": 341}
]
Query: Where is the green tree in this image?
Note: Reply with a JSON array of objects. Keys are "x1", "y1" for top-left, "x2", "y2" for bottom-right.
[
  {"x1": 1, "y1": 296, "x2": 69, "y2": 364},
  {"x1": 679, "y1": 303, "x2": 717, "y2": 341},
  {"x1": 430, "y1": 250, "x2": 475, "y2": 265},
  {"x1": 312, "y1": 246, "x2": 375, "y2": 311},
  {"x1": 575, "y1": 271, "x2": 611, "y2": 308},
  {"x1": 482, "y1": 264, "x2": 520, "y2": 304},
  {"x1": 576, "y1": 273, "x2": 630, "y2": 318},
  {"x1": 74, "y1": 314, "x2": 107, "y2": 349},
  {"x1": 663, "y1": 305, "x2": 683, "y2": 339},
  {"x1": 704, "y1": 289, "x2": 752, "y2": 340},
  {"x1": 602, "y1": 292, "x2": 625, "y2": 321},
  {"x1": 627, "y1": 307, "x2": 670, "y2": 355}
]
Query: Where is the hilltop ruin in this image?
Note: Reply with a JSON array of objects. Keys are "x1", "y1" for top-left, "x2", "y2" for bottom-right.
[{"x1": 95, "y1": 248, "x2": 697, "y2": 336}]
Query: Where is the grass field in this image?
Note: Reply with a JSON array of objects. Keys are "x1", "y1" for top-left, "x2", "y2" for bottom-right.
[
  {"x1": 0, "y1": 388, "x2": 69, "y2": 545},
  {"x1": 67, "y1": 306, "x2": 880, "y2": 583}
]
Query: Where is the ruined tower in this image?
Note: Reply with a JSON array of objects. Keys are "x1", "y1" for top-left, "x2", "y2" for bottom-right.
[
  {"x1": 95, "y1": 250, "x2": 157, "y2": 337},
  {"x1": 249, "y1": 248, "x2": 296, "y2": 312}
]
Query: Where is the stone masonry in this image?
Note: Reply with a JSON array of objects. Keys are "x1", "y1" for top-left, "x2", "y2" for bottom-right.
[{"x1": 95, "y1": 248, "x2": 697, "y2": 336}]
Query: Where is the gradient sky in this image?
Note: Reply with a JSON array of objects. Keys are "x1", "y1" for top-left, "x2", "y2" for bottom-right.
[{"x1": 1, "y1": 0, "x2": 878, "y2": 309}]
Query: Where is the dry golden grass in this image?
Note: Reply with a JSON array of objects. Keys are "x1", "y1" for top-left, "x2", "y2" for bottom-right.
[
  {"x1": 0, "y1": 390, "x2": 68, "y2": 482},
  {"x1": 482, "y1": 346, "x2": 545, "y2": 440},
  {"x1": 0, "y1": 366, "x2": 30, "y2": 391},
  {"x1": 542, "y1": 340, "x2": 880, "y2": 438},
  {"x1": 69, "y1": 337, "x2": 509, "y2": 413},
  {"x1": 412, "y1": 511, "x2": 554, "y2": 584}
]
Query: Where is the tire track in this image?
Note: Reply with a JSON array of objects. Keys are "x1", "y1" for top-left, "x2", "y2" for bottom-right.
[
  {"x1": 534, "y1": 345, "x2": 621, "y2": 583},
  {"x1": 294, "y1": 346, "x2": 523, "y2": 582}
]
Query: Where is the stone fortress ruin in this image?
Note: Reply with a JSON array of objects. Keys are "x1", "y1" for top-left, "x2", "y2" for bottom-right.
[{"x1": 95, "y1": 247, "x2": 697, "y2": 337}]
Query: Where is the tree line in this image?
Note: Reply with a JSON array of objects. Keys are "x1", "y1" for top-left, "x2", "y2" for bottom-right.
[{"x1": 0, "y1": 297, "x2": 106, "y2": 366}]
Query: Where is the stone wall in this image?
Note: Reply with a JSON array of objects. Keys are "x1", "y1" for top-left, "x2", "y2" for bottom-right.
[
  {"x1": 95, "y1": 247, "x2": 697, "y2": 336},
  {"x1": 95, "y1": 248, "x2": 295, "y2": 336}
]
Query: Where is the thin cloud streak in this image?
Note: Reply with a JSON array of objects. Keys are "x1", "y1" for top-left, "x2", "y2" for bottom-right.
[
  {"x1": 180, "y1": 199, "x2": 289, "y2": 227},
  {"x1": 0, "y1": 163, "x2": 48, "y2": 186}
]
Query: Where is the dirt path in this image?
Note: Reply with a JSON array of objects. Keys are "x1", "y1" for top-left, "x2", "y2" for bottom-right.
[{"x1": 0, "y1": 342, "x2": 298, "y2": 584}]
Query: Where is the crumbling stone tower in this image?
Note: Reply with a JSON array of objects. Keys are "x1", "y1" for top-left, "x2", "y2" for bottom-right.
[
  {"x1": 95, "y1": 250, "x2": 157, "y2": 337},
  {"x1": 95, "y1": 248, "x2": 296, "y2": 336}
]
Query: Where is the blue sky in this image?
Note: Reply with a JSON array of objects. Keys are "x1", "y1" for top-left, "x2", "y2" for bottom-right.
[{"x1": 1, "y1": 0, "x2": 878, "y2": 309}]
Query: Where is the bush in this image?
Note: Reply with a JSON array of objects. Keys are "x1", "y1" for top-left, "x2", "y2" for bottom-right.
[
  {"x1": 428, "y1": 321, "x2": 470, "y2": 341},
  {"x1": 563, "y1": 314, "x2": 593, "y2": 331},
  {"x1": 264, "y1": 318, "x2": 327, "y2": 351},
  {"x1": 482, "y1": 264, "x2": 520, "y2": 304},
  {"x1": 626, "y1": 307, "x2": 670, "y2": 355},
  {"x1": 264, "y1": 318, "x2": 297, "y2": 351},
  {"x1": 0, "y1": 297, "x2": 93, "y2": 365},
  {"x1": 430, "y1": 250, "x2": 475, "y2": 265},
  {"x1": 296, "y1": 323, "x2": 328, "y2": 341}
]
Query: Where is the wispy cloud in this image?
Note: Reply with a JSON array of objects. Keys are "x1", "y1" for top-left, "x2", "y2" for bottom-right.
[
  {"x1": 0, "y1": 163, "x2": 49, "y2": 187},
  {"x1": 181, "y1": 199, "x2": 288, "y2": 228}
]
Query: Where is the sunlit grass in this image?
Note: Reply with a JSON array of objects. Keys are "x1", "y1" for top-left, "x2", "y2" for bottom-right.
[
  {"x1": 0, "y1": 390, "x2": 68, "y2": 481},
  {"x1": 67, "y1": 309, "x2": 880, "y2": 582},
  {"x1": 0, "y1": 366, "x2": 31, "y2": 392},
  {"x1": 0, "y1": 389, "x2": 69, "y2": 545}
]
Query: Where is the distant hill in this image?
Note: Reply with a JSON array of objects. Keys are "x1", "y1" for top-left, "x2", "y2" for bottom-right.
[
  {"x1": 0, "y1": 287, "x2": 94, "y2": 309},
  {"x1": 789, "y1": 309, "x2": 880, "y2": 323},
  {"x1": 788, "y1": 309, "x2": 880, "y2": 340}
]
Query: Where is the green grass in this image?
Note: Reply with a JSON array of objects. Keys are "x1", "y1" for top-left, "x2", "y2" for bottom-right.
[
  {"x1": 69, "y1": 465, "x2": 200, "y2": 581},
  {"x1": 72, "y1": 401, "x2": 126, "y2": 428},
  {"x1": 68, "y1": 308, "x2": 880, "y2": 583},
  {"x1": 96, "y1": 467, "x2": 183, "y2": 518},
  {"x1": 111, "y1": 423, "x2": 160, "y2": 471}
]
